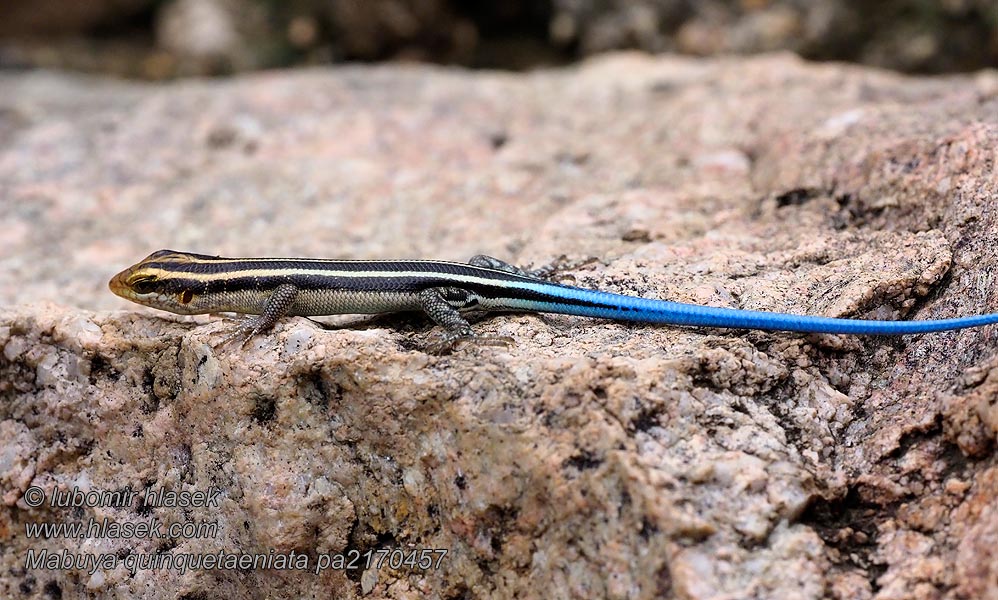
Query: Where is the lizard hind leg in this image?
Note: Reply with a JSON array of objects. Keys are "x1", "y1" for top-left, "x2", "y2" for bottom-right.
[
  {"x1": 468, "y1": 255, "x2": 538, "y2": 278},
  {"x1": 418, "y1": 288, "x2": 513, "y2": 354},
  {"x1": 468, "y1": 254, "x2": 596, "y2": 281}
]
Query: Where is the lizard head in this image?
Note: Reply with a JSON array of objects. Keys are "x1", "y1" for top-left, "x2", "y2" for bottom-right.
[{"x1": 109, "y1": 250, "x2": 204, "y2": 314}]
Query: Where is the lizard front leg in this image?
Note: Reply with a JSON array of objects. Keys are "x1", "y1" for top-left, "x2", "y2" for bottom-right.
[
  {"x1": 418, "y1": 287, "x2": 513, "y2": 353},
  {"x1": 217, "y1": 283, "x2": 299, "y2": 348}
]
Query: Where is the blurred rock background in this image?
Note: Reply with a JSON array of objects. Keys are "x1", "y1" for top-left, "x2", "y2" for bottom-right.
[{"x1": 0, "y1": 0, "x2": 995, "y2": 77}]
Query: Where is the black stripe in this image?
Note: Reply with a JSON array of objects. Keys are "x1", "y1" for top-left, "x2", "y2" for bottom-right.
[
  {"x1": 195, "y1": 273, "x2": 483, "y2": 294},
  {"x1": 160, "y1": 277, "x2": 210, "y2": 295},
  {"x1": 163, "y1": 270, "x2": 634, "y2": 316},
  {"x1": 470, "y1": 281, "x2": 616, "y2": 310}
]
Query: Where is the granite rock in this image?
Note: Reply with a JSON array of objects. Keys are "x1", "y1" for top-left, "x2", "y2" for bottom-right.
[{"x1": 1, "y1": 54, "x2": 998, "y2": 599}]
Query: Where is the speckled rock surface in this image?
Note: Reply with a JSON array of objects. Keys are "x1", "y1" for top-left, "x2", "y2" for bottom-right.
[{"x1": 2, "y1": 54, "x2": 998, "y2": 599}]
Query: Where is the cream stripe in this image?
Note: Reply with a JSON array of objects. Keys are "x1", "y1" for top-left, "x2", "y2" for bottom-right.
[
  {"x1": 153, "y1": 265, "x2": 548, "y2": 292},
  {"x1": 160, "y1": 254, "x2": 480, "y2": 267}
]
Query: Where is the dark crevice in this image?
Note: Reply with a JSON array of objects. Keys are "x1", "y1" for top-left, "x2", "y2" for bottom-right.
[
  {"x1": 629, "y1": 405, "x2": 664, "y2": 433},
  {"x1": 885, "y1": 416, "x2": 943, "y2": 460},
  {"x1": 140, "y1": 368, "x2": 158, "y2": 414},
  {"x1": 251, "y1": 395, "x2": 277, "y2": 424},
  {"x1": 775, "y1": 187, "x2": 821, "y2": 208},
  {"x1": 43, "y1": 580, "x2": 62, "y2": 599},
  {"x1": 88, "y1": 353, "x2": 119, "y2": 384},
  {"x1": 799, "y1": 486, "x2": 886, "y2": 585},
  {"x1": 563, "y1": 449, "x2": 603, "y2": 471}
]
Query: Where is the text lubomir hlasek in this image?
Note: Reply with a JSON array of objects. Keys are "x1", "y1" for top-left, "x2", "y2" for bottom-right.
[{"x1": 47, "y1": 486, "x2": 222, "y2": 509}]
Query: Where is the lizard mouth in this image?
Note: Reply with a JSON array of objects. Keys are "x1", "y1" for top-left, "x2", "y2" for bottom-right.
[
  {"x1": 108, "y1": 266, "x2": 136, "y2": 299},
  {"x1": 108, "y1": 264, "x2": 160, "y2": 301}
]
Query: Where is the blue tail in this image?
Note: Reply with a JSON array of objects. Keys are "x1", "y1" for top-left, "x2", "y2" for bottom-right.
[{"x1": 514, "y1": 283, "x2": 998, "y2": 335}]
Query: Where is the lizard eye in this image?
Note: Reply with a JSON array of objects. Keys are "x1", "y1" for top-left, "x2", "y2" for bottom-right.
[{"x1": 131, "y1": 276, "x2": 158, "y2": 294}]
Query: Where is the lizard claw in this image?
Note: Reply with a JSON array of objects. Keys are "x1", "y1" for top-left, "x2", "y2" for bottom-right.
[
  {"x1": 213, "y1": 318, "x2": 263, "y2": 350},
  {"x1": 528, "y1": 255, "x2": 599, "y2": 281}
]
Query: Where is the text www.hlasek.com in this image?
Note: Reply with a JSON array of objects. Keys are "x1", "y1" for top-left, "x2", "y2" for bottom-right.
[{"x1": 24, "y1": 517, "x2": 217, "y2": 540}]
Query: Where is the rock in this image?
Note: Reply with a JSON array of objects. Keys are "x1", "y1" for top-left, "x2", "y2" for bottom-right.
[
  {"x1": 2, "y1": 54, "x2": 997, "y2": 598},
  {"x1": 155, "y1": 0, "x2": 272, "y2": 72},
  {"x1": 0, "y1": 0, "x2": 153, "y2": 37},
  {"x1": 3, "y1": 1, "x2": 996, "y2": 75}
]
